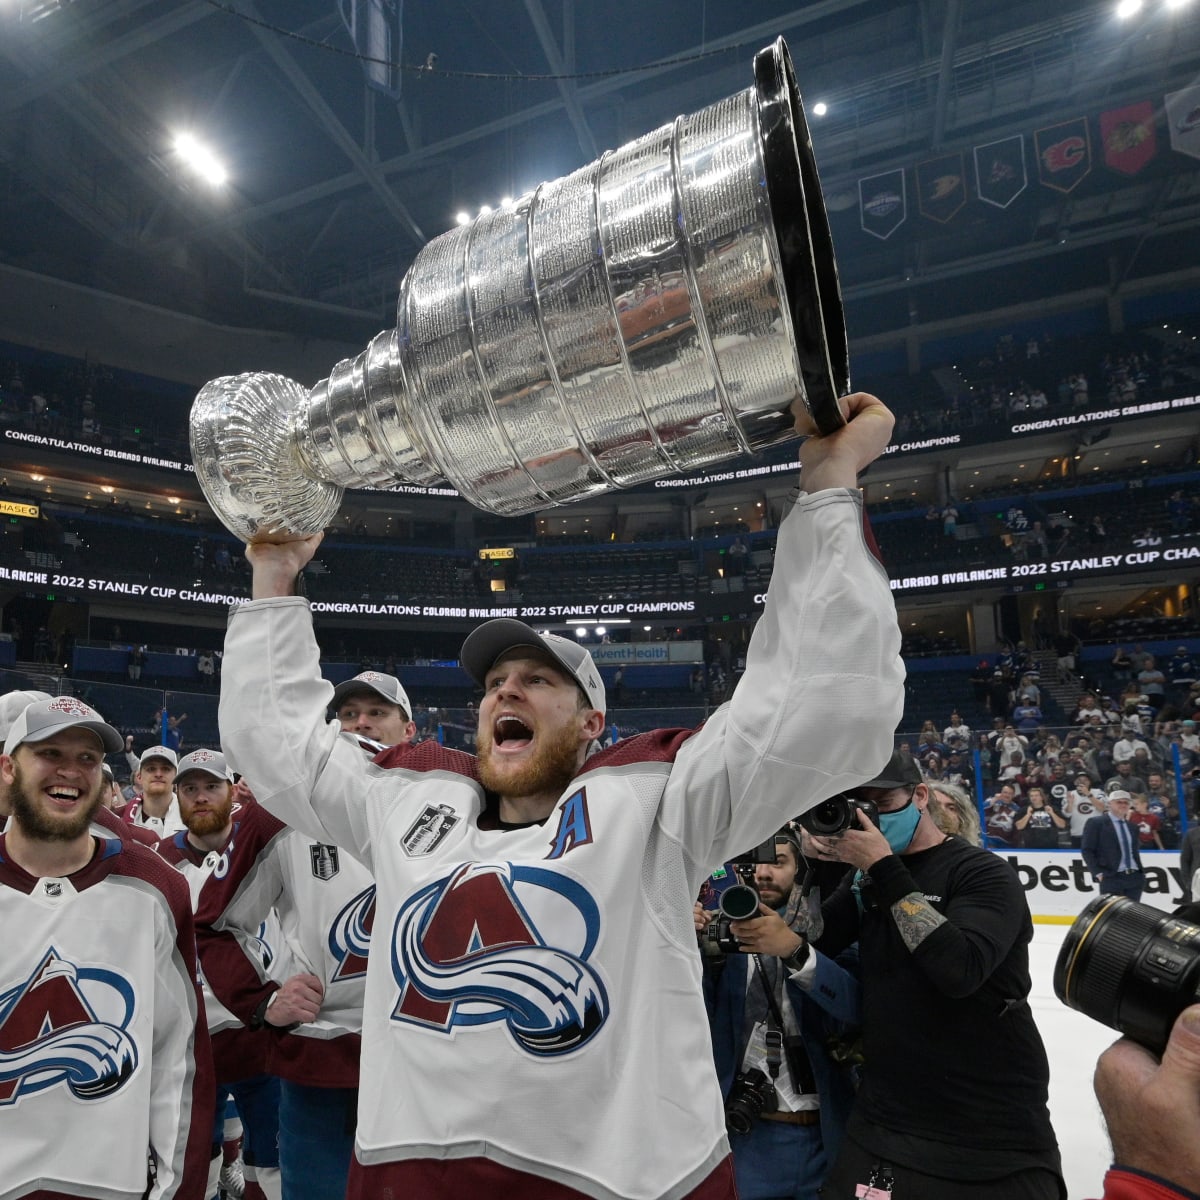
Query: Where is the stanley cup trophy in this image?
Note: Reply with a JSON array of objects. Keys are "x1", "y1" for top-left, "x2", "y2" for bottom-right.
[{"x1": 190, "y1": 38, "x2": 850, "y2": 541}]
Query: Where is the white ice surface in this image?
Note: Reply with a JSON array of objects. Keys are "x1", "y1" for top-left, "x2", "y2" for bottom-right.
[{"x1": 1031, "y1": 922, "x2": 1118, "y2": 1200}]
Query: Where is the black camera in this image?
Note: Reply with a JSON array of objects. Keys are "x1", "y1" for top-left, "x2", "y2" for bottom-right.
[
  {"x1": 1054, "y1": 895, "x2": 1200, "y2": 1055},
  {"x1": 699, "y1": 873, "x2": 764, "y2": 955},
  {"x1": 797, "y1": 793, "x2": 880, "y2": 837},
  {"x1": 724, "y1": 1067, "x2": 778, "y2": 1135}
]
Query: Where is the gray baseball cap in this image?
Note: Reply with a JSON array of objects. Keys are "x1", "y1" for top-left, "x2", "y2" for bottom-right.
[
  {"x1": 331, "y1": 671, "x2": 412, "y2": 717},
  {"x1": 460, "y1": 619, "x2": 606, "y2": 715},
  {"x1": 138, "y1": 745, "x2": 179, "y2": 769},
  {"x1": 4, "y1": 696, "x2": 123, "y2": 756},
  {"x1": 176, "y1": 748, "x2": 233, "y2": 782}
]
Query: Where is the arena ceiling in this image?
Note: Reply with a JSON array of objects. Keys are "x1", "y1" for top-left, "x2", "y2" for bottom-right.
[{"x1": 3, "y1": 0, "x2": 1200, "y2": 355}]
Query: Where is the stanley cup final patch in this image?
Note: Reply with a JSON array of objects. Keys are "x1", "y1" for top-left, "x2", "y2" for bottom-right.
[
  {"x1": 401, "y1": 804, "x2": 460, "y2": 857},
  {"x1": 310, "y1": 843, "x2": 341, "y2": 881}
]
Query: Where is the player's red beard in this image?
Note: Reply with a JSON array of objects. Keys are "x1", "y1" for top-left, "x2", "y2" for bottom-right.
[
  {"x1": 183, "y1": 793, "x2": 234, "y2": 839},
  {"x1": 476, "y1": 718, "x2": 584, "y2": 801},
  {"x1": 7, "y1": 761, "x2": 104, "y2": 842}
]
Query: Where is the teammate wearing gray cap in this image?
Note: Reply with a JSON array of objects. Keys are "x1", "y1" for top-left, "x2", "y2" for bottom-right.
[
  {"x1": 0, "y1": 696, "x2": 214, "y2": 1196},
  {"x1": 216, "y1": 393, "x2": 905, "y2": 1200}
]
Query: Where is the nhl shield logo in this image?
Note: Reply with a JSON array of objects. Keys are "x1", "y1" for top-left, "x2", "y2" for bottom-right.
[
  {"x1": 401, "y1": 805, "x2": 459, "y2": 857},
  {"x1": 310, "y1": 843, "x2": 341, "y2": 881}
]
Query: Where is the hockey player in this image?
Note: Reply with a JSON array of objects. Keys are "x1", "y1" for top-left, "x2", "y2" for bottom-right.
[
  {"x1": 121, "y1": 743, "x2": 186, "y2": 835},
  {"x1": 0, "y1": 696, "x2": 213, "y2": 1198},
  {"x1": 217, "y1": 393, "x2": 904, "y2": 1199},
  {"x1": 195, "y1": 672, "x2": 418, "y2": 1200},
  {"x1": 156, "y1": 750, "x2": 282, "y2": 1200}
]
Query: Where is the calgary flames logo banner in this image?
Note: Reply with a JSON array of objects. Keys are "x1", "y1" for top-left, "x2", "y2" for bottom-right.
[{"x1": 1035, "y1": 118, "x2": 1092, "y2": 194}]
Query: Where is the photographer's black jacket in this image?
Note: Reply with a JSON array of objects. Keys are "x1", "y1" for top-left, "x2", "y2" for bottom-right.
[{"x1": 815, "y1": 837, "x2": 1060, "y2": 1178}]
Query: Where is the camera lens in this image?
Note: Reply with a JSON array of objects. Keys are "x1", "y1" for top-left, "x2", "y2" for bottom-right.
[
  {"x1": 797, "y1": 794, "x2": 851, "y2": 837},
  {"x1": 1054, "y1": 895, "x2": 1200, "y2": 1055},
  {"x1": 719, "y1": 883, "x2": 761, "y2": 921}
]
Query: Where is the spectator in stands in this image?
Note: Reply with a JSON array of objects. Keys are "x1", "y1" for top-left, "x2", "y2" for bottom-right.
[
  {"x1": 1073, "y1": 693, "x2": 1102, "y2": 724},
  {"x1": 1129, "y1": 793, "x2": 1164, "y2": 851},
  {"x1": 969, "y1": 659, "x2": 992, "y2": 707},
  {"x1": 987, "y1": 669, "x2": 1012, "y2": 718},
  {"x1": 984, "y1": 783, "x2": 1021, "y2": 847},
  {"x1": 940, "y1": 501, "x2": 958, "y2": 537},
  {"x1": 128, "y1": 643, "x2": 146, "y2": 681},
  {"x1": 1106, "y1": 759, "x2": 1148, "y2": 798},
  {"x1": 1015, "y1": 787, "x2": 1066, "y2": 848},
  {"x1": 1112, "y1": 731, "x2": 1150, "y2": 765},
  {"x1": 197, "y1": 650, "x2": 216, "y2": 689},
  {"x1": 1182, "y1": 822, "x2": 1200, "y2": 902},
  {"x1": 1054, "y1": 630, "x2": 1081, "y2": 685},
  {"x1": 1145, "y1": 773, "x2": 1180, "y2": 850},
  {"x1": 943, "y1": 711, "x2": 970, "y2": 744},
  {"x1": 1167, "y1": 489, "x2": 1193, "y2": 534},
  {"x1": 1063, "y1": 772, "x2": 1105, "y2": 849}
]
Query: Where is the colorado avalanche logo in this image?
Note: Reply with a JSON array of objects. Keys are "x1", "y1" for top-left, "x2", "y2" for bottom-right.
[
  {"x1": 328, "y1": 886, "x2": 376, "y2": 982},
  {"x1": 0, "y1": 949, "x2": 138, "y2": 1106},
  {"x1": 390, "y1": 862, "x2": 608, "y2": 1057}
]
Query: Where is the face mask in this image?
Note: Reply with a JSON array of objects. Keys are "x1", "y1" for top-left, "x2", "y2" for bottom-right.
[{"x1": 879, "y1": 797, "x2": 923, "y2": 854}]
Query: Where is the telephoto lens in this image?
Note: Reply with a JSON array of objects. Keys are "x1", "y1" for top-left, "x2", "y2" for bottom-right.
[
  {"x1": 1054, "y1": 895, "x2": 1200, "y2": 1055},
  {"x1": 796, "y1": 794, "x2": 880, "y2": 837}
]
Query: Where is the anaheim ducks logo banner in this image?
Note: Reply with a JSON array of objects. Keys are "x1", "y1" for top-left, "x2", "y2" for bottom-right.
[
  {"x1": 974, "y1": 135, "x2": 1027, "y2": 209},
  {"x1": 859, "y1": 168, "x2": 907, "y2": 240},
  {"x1": 1100, "y1": 101, "x2": 1157, "y2": 176},
  {"x1": 1036, "y1": 118, "x2": 1092, "y2": 193},
  {"x1": 1165, "y1": 85, "x2": 1200, "y2": 162},
  {"x1": 917, "y1": 152, "x2": 966, "y2": 223}
]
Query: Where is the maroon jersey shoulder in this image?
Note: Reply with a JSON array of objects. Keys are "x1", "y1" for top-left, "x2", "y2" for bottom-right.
[
  {"x1": 373, "y1": 740, "x2": 481, "y2": 784},
  {"x1": 581, "y1": 727, "x2": 698, "y2": 773}
]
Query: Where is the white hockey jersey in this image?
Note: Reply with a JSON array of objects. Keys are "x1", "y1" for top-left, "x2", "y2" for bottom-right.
[
  {"x1": 0, "y1": 833, "x2": 214, "y2": 1199},
  {"x1": 219, "y1": 491, "x2": 905, "y2": 1200}
]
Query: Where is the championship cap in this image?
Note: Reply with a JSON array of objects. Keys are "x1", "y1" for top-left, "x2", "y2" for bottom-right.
[
  {"x1": 331, "y1": 671, "x2": 412, "y2": 717},
  {"x1": 851, "y1": 749, "x2": 924, "y2": 792},
  {"x1": 101, "y1": 761, "x2": 115, "y2": 782},
  {"x1": 176, "y1": 748, "x2": 233, "y2": 782},
  {"x1": 0, "y1": 690, "x2": 52, "y2": 742},
  {"x1": 4, "y1": 696, "x2": 123, "y2": 756},
  {"x1": 460, "y1": 618, "x2": 606, "y2": 715},
  {"x1": 138, "y1": 745, "x2": 179, "y2": 769}
]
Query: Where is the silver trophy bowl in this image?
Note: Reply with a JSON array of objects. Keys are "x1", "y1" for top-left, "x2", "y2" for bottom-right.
[{"x1": 190, "y1": 37, "x2": 848, "y2": 541}]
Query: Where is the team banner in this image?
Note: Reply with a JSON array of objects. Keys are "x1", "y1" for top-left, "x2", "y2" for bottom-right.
[
  {"x1": 973, "y1": 135, "x2": 1027, "y2": 209},
  {"x1": 1100, "y1": 100, "x2": 1157, "y2": 175},
  {"x1": 1165, "y1": 85, "x2": 1200, "y2": 161},
  {"x1": 1035, "y1": 118, "x2": 1092, "y2": 193},
  {"x1": 916, "y1": 152, "x2": 966, "y2": 223},
  {"x1": 858, "y1": 169, "x2": 907, "y2": 240}
]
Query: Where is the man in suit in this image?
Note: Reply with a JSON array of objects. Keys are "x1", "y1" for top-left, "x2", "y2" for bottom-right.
[{"x1": 1081, "y1": 790, "x2": 1145, "y2": 901}]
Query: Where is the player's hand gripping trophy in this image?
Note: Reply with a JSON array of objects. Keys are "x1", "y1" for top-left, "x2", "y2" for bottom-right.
[{"x1": 190, "y1": 39, "x2": 849, "y2": 541}]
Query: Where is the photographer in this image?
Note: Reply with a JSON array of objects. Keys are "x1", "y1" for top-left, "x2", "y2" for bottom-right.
[
  {"x1": 806, "y1": 751, "x2": 1064, "y2": 1199},
  {"x1": 700, "y1": 830, "x2": 860, "y2": 1200},
  {"x1": 1092, "y1": 1005, "x2": 1200, "y2": 1200}
]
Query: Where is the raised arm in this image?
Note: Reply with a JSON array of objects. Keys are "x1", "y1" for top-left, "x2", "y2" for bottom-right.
[{"x1": 657, "y1": 394, "x2": 906, "y2": 873}]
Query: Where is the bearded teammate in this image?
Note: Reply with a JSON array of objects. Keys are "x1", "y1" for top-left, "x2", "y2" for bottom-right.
[
  {"x1": 0, "y1": 696, "x2": 214, "y2": 1199},
  {"x1": 194, "y1": 671, "x2": 418, "y2": 1200},
  {"x1": 155, "y1": 750, "x2": 283, "y2": 1200},
  {"x1": 216, "y1": 393, "x2": 904, "y2": 1200}
]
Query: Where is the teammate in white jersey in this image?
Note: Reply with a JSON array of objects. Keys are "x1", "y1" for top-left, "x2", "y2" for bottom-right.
[
  {"x1": 219, "y1": 393, "x2": 905, "y2": 1200},
  {"x1": 121, "y1": 743, "x2": 186, "y2": 835},
  {"x1": 157, "y1": 749, "x2": 283, "y2": 1200},
  {"x1": 0, "y1": 695, "x2": 213, "y2": 1199},
  {"x1": 195, "y1": 671, "x2": 417, "y2": 1200}
]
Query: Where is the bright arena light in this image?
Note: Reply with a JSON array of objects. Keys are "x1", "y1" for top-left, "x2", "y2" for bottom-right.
[
  {"x1": 455, "y1": 211, "x2": 470, "y2": 225},
  {"x1": 172, "y1": 132, "x2": 227, "y2": 186},
  {"x1": 1115, "y1": 0, "x2": 1142, "y2": 16},
  {"x1": 812, "y1": 101, "x2": 828, "y2": 117}
]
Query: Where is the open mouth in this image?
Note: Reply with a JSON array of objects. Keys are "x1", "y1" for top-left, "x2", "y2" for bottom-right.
[
  {"x1": 46, "y1": 787, "x2": 81, "y2": 808},
  {"x1": 493, "y1": 714, "x2": 534, "y2": 752}
]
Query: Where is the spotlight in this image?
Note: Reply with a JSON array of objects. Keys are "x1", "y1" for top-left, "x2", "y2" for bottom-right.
[
  {"x1": 455, "y1": 212, "x2": 470, "y2": 226},
  {"x1": 1115, "y1": 0, "x2": 1142, "y2": 16},
  {"x1": 812, "y1": 101, "x2": 828, "y2": 117},
  {"x1": 172, "y1": 131, "x2": 228, "y2": 186}
]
